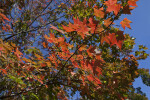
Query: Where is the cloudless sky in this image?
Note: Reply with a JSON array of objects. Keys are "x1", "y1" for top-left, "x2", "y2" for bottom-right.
[{"x1": 123, "y1": 0, "x2": 150, "y2": 99}]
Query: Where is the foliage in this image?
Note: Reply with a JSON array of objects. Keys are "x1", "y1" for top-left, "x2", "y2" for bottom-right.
[{"x1": 0, "y1": 0, "x2": 149, "y2": 99}]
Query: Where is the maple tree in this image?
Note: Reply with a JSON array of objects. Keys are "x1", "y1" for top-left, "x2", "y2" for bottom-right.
[{"x1": 0, "y1": 0, "x2": 149, "y2": 99}]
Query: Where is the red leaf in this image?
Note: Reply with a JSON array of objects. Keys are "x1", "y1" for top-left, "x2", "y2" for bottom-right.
[
  {"x1": 88, "y1": 17, "x2": 98, "y2": 33},
  {"x1": 94, "y1": 76, "x2": 101, "y2": 85},
  {"x1": 87, "y1": 74, "x2": 94, "y2": 82},
  {"x1": 87, "y1": 74, "x2": 101, "y2": 86},
  {"x1": 102, "y1": 33, "x2": 124, "y2": 49},
  {"x1": 96, "y1": 67, "x2": 102, "y2": 76},
  {"x1": 105, "y1": 0, "x2": 121, "y2": 15},
  {"x1": 62, "y1": 17, "x2": 90, "y2": 39}
]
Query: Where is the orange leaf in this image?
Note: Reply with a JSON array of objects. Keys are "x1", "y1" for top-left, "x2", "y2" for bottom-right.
[
  {"x1": 95, "y1": 25, "x2": 104, "y2": 33},
  {"x1": 128, "y1": 0, "x2": 138, "y2": 7},
  {"x1": 104, "y1": 18, "x2": 113, "y2": 27},
  {"x1": 62, "y1": 17, "x2": 90, "y2": 39},
  {"x1": 44, "y1": 33, "x2": 56, "y2": 43},
  {"x1": 120, "y1": 18, "x2": 132, "y2": 29},
  {"x1": 42, "y1": 42, "x2": 47, "y2": 48},
  {"x1": 94, "y1": 8, "x2": 104, "y2": 18},
  {"x1": 79, "y1": 45, "x2": 87, "y2": 51},
  {"x1": 105, "y1": 0, "x2": 121, "y2": 15},
  {"x1": 88, "y1": 17, "x2": 98, "y2": 33},
  {"x1": 102, "y1": 33, "x2": 124, "y2": 49},
  {"x1": 62, "y1": 25, "x2": 74, "y2": 32}
]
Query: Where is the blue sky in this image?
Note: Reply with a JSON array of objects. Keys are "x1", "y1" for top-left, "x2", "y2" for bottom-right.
[{"x1": 124, "y1": 0, "x2": 150, "y2": 99}]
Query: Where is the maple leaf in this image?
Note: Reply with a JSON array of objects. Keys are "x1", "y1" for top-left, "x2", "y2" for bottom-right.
[
  {"x1": 44, "y1": 33, "x2": 58, "y2": 44},
  {"x1": 58, "y1": 37, "x2": 65, "y2": 43},
  {"x1": 69, "y1": 22, "x2": 78, "y2": 30},
  {"x1": 95, "y1": 25, "x2": 104, "y2": 33},
  {"x1": 128, "y1": 0, "x2": 139, "y2": 7},
  {"x1": 120, "y1": 18, "x2": 132, "y2": 29},
  {"x1": 62, "y1": 17, "x2": 90, "y2": 39},
  {"x1": 102, "y1": 33, "x2": 124, "y2": 49},
  {"x1": 88, "y1": 17, "x2": 98, "y2": 33},
  {"x1": 123, "y1": 5, "x2": 136, "y2": 14},
  {"x1": 105, "y1": 0, "x2": 117, "y2": 6},
  {"x1": 87, "y1": 62, "x2": 93, "y2": 72},
  {"x1": 62, "y1": 25, "x2": 74, "y2": 32},
  {"x1": 87, "y1": 74, "x2": 101, "y2": 86},
  {"x1": 104, "y1": 18, "x2": 114, "y2": 27},
  {"x1": 73, "y1": 17, "x2": 81, "y2": 25},
  {"x1": 77, "y1": 24, "x2": 90, "y2": 35},
  {"x1": 105, "y1": 0, "x2": 121, "y2": 15},
  {"x1": 115, "y1": 31, "x2": 125, "y2": 49},
  {"x1": 87, "y1": 74, "x2": 94, "y2": 82},
  {"x1": 87, "y1": 46, "x2": 96, "y2": 57},
  {"x1": 94, "y1": 8, "x2": 104, "y2": 18},
  {"x1": 115, "y1": 40, "x2": 123, "y2": 49},
  {"x1": 116, "y1": 31, "x2": 125, "y2": 41},
  {"x1": 94, "y1": 76, "x2": 101, "y2": 85},
  {"x1": 95, "y1": 67, "x2": 102, "y2": 76},
  {"x1": 73, "y1": 18, "x2": 90, "y2": 38},
  {"x1": 107, "y1": 33, "x2": 117, "y2": 46}
]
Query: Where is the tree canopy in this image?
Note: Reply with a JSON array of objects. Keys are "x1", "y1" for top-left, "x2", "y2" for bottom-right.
[{"x1": 0, "y1": 0, "x2": 149, "y2": 99}]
